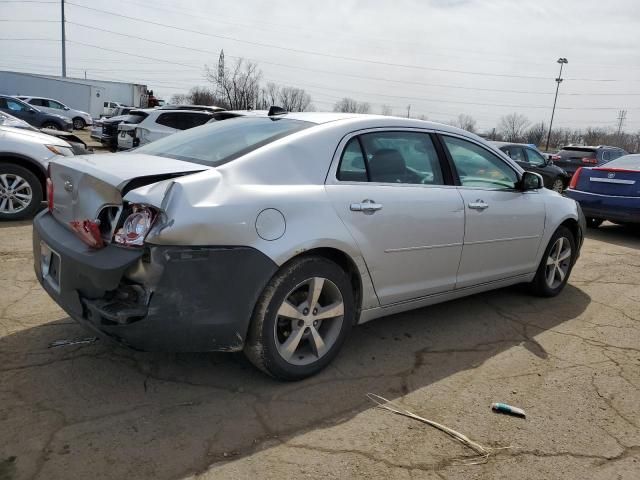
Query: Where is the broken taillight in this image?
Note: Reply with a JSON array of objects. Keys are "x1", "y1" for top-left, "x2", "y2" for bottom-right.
[
  {"x1": 46, "y1": 178, "x2": 54, "y2": 212},
  {"x1": 46, "y1": 165, "x2": 54, "y2": 212},
  {"x1": 69, "y1": 220, "x2": 104, "y2": 249},
  {"x1": 114, "y1": 205, "x2": 156, "y2": 247}
]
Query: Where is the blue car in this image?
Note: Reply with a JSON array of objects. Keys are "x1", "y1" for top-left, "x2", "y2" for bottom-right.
[{"x1": 566, "y1": 154, "x2": 640, "y2": 228}]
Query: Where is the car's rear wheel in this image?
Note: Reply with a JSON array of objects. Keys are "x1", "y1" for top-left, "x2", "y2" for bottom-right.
[
  {"x1": 551, "y1": 178, "x2": 564, "y2": 193},
  {"x1": 586, "y1": 217, "x2": 603, "y2": 228},
  {"x1": 72, "y1": 117, "x2": 86, "y2": 130},
  {"x1": 41, "y1": 122, "x2": 60, "y2": 130},
  {"x1": 529, "y1": 226, "x2": 576, "y2": 297},
  {"x1": 244, "y1": 256, "x2": 354, "y2": 381},
  {"x1": 0, "y1": 164, "x2": 43, "y2": 220}
]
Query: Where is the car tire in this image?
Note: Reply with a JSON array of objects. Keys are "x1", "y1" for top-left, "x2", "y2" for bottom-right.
[
  {"x1": 529, "y1": 226, "x2": 576, "y2": 297},
  {"x1": 0, "y1": 164, "x2": 43, "y2": 221},
  {"x1": 41, "y1": 122, "x2": 60, "y2": 130},
  {"x1": 586, "y1": 217, "x2": 603, "y2": 229},
  {"x1": 244, "y1": 256, "x2": 355, "y2": 381},
  {"x1": 72, "y1": 117, "x2": 86, "y2": 130},
  {"x1": 551, "y1": 177, "x2": 564, "y2": 193}
]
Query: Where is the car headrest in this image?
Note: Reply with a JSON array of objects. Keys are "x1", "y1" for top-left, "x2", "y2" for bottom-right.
[{"x1": 369, "y1": 148, "x2": 406, "y2": 176}]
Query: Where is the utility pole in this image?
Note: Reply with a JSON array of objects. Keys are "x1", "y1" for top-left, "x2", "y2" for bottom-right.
[
  {"x1": 616, "y1": 109, "x2": 627, "y2": 136},
  {"x1": 61, "y1": 0, "x2": 66, "y2": 77},
  {"x1": 545, "y1": 57, "x2": 568, "y2": 151},
  {"x1": 407, "y1": 104, "x2": 411, "y2": 118}
]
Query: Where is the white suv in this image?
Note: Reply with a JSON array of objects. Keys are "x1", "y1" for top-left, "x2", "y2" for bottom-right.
[
  {"x1": 117, "y1": 109, "x2": 214, "y2": 150},
  {"x1": 18, "y1": 96, "x2": 93, "y2": 130},
  {"x1": 0, "y1": 125, "x2": 74, "y2": 220}
]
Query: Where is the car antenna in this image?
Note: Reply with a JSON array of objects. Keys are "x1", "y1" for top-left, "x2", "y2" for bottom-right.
[{"x1": 268, "y1": 106, "x2": 288, "y2": 116}]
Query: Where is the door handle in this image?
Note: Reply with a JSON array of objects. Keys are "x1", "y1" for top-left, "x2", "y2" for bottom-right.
[
  {"x1": 468, "y1": 199, "x2": 489, "y2": 210},
  {"x1": 350, "y1": 199, "x2": 383, "y2": 214}
]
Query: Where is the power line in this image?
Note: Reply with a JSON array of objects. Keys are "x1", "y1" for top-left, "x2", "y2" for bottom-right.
[
  {"x1": 63, "y1": 22, "x2": 640, "y2": 98},
  {"x1": 65, "y1": 1, "x2": 636, "y2": 83}
]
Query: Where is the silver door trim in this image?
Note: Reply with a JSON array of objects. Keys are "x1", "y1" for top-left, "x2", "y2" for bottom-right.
[
  {"x1": 465, "y1": 234, "x2": 540, "y2": 246},
  {"x1": 384, "y1": 242, "x2": 463, "y2": 253},
  {"x1": 589, "y1": 177, "x2": 635, "y2": 185},
  {"x1": 569, "y1": 189, "x2": 639, "y2": 199}
]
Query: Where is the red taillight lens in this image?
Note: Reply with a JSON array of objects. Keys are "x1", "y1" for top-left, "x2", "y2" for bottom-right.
[
  {"x1": 69, "y1": 220, "x2": 104, "y2": 249},
  {"x1": 581, "y1": 156, "x2": 597, "y2": 164},
  {"x1": 551, "y1": 155, "x2": 561, "y2": 161},
  {"x1": 46, "y1": 178, "x2": 54, "y2": 212},
  {"x1": 569, "y1": 167, "x2": 583, "y2": 189}
]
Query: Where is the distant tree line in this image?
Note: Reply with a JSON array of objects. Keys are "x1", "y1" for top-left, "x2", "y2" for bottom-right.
[{"x1": 169, "y1": 56, "x2": 639, "y2": 152}]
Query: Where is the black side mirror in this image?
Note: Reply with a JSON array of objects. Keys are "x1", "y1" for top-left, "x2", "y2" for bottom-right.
[
  {"x1": 520, "y1": 171, "x2": 543, "y2": 191},
  {"x1": 28, "y1": 108, "x2": 36, "y2": 113}
]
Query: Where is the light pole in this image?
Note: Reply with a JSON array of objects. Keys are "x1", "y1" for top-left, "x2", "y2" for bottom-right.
[
  {"x1": 61, "y1": 0, "x2": 66, "y2": 77},
  {"x1": 545, "y1": 57, "x2": 568, "y2": 151}
]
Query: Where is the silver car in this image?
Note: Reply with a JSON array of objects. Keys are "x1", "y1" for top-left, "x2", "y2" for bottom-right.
[
  {"x1": 18, "y1": 96, "x2": 93, "y2": 130},
  {"x1": 33, "y1": 111, "x2": 585, "y2": 380}
]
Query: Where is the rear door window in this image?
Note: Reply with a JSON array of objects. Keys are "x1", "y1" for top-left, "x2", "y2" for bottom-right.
[
  {"x1": 29, "y1": 98, "x2": 46, "y2": 107},
  {"x1": 502, "y1": 146, "x2": 526, "y2": 162},
  {"x1": 337, "y1": 137, "x2": 368, "y2": 182},
  {"x1": 156, "y1": 113, "x2": 182, "y2": 129}
]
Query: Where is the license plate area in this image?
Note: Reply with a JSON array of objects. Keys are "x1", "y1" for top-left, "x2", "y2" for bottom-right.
[{"x1": 40, "y1": 241, "x2": 62, "y2": 293}]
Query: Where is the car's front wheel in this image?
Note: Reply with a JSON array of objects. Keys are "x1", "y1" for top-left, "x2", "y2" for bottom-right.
[
  {"x1": 41, "y1": 122, "x2": 60, "y2": 130},
  {"x1": 244, "y1": 256, "x2": 354, "y2": 381},
  {"x1": 551, "y1": 177, "x2": 564, "y2": 193},
  {"x1": 529, "y1": 226, "x2": 576, "y2": 297},
  {"x1": 72, "y1": 117, "x2": 86, "y2": 130},
  {"x1": 0, "y1": 164, "x2": 43, "y2": 220}
]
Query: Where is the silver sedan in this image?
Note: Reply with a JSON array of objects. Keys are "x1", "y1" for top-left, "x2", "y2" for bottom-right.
[{"x1": 33, "y1": 111, "x2": 585, "y2": 380}]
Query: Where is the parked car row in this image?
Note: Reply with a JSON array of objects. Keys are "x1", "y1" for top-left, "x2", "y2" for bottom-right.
[
  {"x1": 0, "y1": 95, "x2": 73, "y2": 132},
  {"x1": 93, "y1": 105, "x2": 230, "y2": 151}
]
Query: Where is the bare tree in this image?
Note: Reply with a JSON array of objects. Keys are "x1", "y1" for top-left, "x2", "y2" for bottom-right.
[
  {"x1": 380, "y1": 104, "x2": 393, "y2": 116},
  {"x1": 205, "y1": 58, "x2": 262, "y2": 110},
  {"x1": 450, "y1": 114, "x2": 477, "y2": 133},
  {"x1": 498, "y1": 113, "x2": 530, "y2": 142},
  {"x1": 188, "y1": 86, "x2": 217, "y2": 105},
  {"x1": 525, "y1": 122, "x2": 546, "y2": 147},
  {"x1": 170, "y1": 93, "x2": 189, "y2": 104},
  {"x1": 278, "y1": 86, "x2": 312, "y2": 112},
  {"x1": 333, "y1": 97, "x2": 370, "y2": 114}
]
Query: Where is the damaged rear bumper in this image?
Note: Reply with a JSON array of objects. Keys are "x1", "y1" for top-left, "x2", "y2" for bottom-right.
[{"x1": 33, "y1": 211, "x2": 278, "y2": 352}]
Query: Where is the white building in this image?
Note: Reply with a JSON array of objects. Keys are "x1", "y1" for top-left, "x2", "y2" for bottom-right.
[{"x1": 0, "y1": 70, "x2": 148, "y2": 118}]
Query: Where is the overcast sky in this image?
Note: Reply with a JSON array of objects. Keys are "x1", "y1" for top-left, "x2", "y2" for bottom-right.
[{"x1": 1, "y1": 0, "x2": 639, "y2": 131}]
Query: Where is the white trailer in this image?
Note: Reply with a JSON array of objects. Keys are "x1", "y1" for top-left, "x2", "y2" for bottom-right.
[{"x1": 0, "y1": 70, "x2": 148, "y2": 119}]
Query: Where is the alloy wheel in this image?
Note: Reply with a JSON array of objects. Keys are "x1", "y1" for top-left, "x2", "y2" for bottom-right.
[
  {"x1": 273, "y1": 276, "x2": 345, "y2": 366},
  {"x1": 0, "y1": 173, "x2": 33, "y2": 214},
  {"x1": 545, "y1": 237, "x2": 572, "y2": 289}
]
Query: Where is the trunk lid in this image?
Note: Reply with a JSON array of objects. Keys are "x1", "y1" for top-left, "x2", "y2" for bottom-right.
[
  {"x1": 49, "y1": 153, "x2": 208, "y2": 229},
  {"x1": 575, "y1": 167, "x2": 640, "y2": 197}
]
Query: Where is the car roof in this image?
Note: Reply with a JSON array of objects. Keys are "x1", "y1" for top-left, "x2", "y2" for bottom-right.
[
  {"x1": 489, "y1": 141, "x2": 538, "y2": 149},
  {"x1": 560, "y1": 145, "x2": 622, "y2": 150}
]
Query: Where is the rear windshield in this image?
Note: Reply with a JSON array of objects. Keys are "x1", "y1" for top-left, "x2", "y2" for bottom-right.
[
  {"x1": 135, "y1": 117, "x2": 313, "y2": 166},
  {"x1": 559, "y1": 147, "x2": 596, "y2": 157},
  {"x1": 605, "y1": 154, "x2": 640, "y2": 170}
]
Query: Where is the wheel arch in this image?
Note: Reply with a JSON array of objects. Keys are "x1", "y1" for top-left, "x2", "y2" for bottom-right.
[
  {"x1": 560, "y1": 217, "x2": 581, "y2": 252},
  {"x1": 280, "y1": 246, "x2": 364, "y2": 324},
  {"x1": 0, "y1": 153, "x2": 47, "y2": 191}
]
